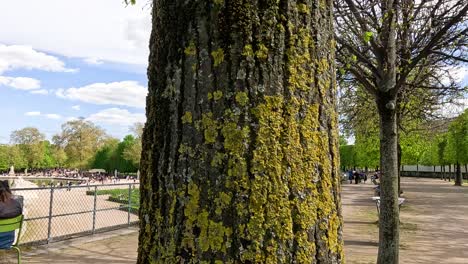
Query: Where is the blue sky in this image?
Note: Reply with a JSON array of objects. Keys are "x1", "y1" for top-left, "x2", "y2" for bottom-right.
[
  {"x1": 0, "y1": 0, "x2": 151, "y2": 143},
  {"x1": 0, "y1": 0, "x2": 467, "y2": 144}
]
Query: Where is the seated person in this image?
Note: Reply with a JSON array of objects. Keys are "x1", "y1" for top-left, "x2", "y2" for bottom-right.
[{"x1": 0, "y1": 181, "x2": 23, "y2": 249}]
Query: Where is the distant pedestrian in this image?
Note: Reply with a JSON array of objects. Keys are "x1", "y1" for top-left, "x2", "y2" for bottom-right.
[{"x1": 354, "y1": 171, "x2": 360, "y2": 184}]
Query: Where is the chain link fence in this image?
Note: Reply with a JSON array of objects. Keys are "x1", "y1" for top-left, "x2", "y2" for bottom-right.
[{"x1": 11, "y1": 183, "x2": 140, "y2": 246}]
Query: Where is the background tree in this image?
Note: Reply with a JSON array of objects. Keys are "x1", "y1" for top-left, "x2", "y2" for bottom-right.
[
  {"x1": 123, "y1": 122, "x2": 143, "y2": 168},
  {"x1": 38, "y1": 141, "x2": 57, "y2": 169},
  {"x1": 339, "y1": 144, "x2": 357, "y2": 171},
  {"x1": 50, "y1": 145, "x2": 67, "y2": 168},
  {"x1": 355, "y1": 132, "x2": 380, "y2": 170},
  {"x1": 7, "y1": 145, "x2": 27, "y2": 170},
  {"x1": 446, "y1": 110, "x2": 468, "y2": 185},
  {"x1": 137, "y1": 0, "x2": 343, "y2": 262},
  {"x1": 53, "y1": 119, "x2": 107, "y2": 169},
  {"x1": 10, "y1": 127, "x2": 46, "y2": 169},
  {"x1": 91, "y1": 138, "x2": 120, "y2": 172},
  {"x1": 92, "y1": 136, "x2": 139, "y2": 173},
  {"x1": 400, "y1": 124, "x2": 429, "y2": 175},
  {"x1": 335, "y1": 1, "x2": 468, "y2": 262},
  {"x1": 0, "y1": 145, "x2": 9, "y2": 171}
]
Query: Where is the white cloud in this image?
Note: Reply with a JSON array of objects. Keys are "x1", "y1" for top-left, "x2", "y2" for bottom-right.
[
  {"x1": 0, "y1": 1, "x2": 151, "y2": 66},
  {"x1": 57, "y1": 81, "x2": 147, "y2": 108},
  {"x1": 30, "y1": 89, "x2": 49, "y2": 95},
  {"x1": 25, "y1": 111, "x2": 41, "y2": 116},
  {"x1": 437, "y1": 98, "x2": 468, "y2": 118},
  {"x1": 72, "y1": 105, "x2": 81, "y2": 111},
  {"x1": 87, "y1": 108, "x2": 145, "y2": 126},
  {"x1": 24, "y1": 111, "x2": 62, "y2": 119},
  {"x1": 0, "y1": 76, "x2": 40, "y2": 90},
  {"x1": 66, "y1": 116, "x2": 80, "y2": 122},
  {"x1": 83, "y1": 57, "x2": 103, "y2": 65},
  {"x1": 125, "y1": 15, "x2": 152, "y2": 50},
  {"x1": 0, "y1": 44, "x2": 75, "y2": 74},
  {"x1": 45, "y1": 114, "x2": 62, "y2": 120}
]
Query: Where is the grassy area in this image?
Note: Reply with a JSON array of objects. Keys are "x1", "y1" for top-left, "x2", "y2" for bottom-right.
[{"x1": 87, "y1": 188, "x2": 140, "y2": 207}]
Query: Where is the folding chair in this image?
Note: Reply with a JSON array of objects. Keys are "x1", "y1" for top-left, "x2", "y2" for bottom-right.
[{"x1": 0, "y1": 215, "x2": 24, "y2": 264}]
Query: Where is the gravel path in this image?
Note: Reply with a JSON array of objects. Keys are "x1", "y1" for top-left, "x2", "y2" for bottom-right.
[
  {"x1": 11, "y1": 182, "x2": 139, "y2": 244},
  {"x1": 343, "y1": 177, "x2": 468, "y2": 263}
]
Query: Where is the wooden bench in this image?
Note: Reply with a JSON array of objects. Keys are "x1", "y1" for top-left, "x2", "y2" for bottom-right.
[{"x1": 372, "y1": 196, "x2": 406, "y2": 214}]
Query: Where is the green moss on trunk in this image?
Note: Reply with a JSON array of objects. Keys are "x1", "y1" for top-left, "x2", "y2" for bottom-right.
[{"x1": 138, "y1": 0, "x2": 343, "y2": 263}]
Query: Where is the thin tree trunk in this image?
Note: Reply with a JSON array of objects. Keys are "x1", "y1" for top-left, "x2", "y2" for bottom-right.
[
  {"x1": 377, "y1": 103, "x2": 400, "y2": 264},
  {"x1": 465, "y1": 164, "x2": 467, "y2": 181},
  {"x1": 449, "y1": 164, "x2": 452, "y2": 182},
  {"x1": 376, "y1": 0, "x2": 399, "y2": 261},
  {"x1": 137, "y1": 1, "x2": 343, "y2": 263},
  {"x1": 455, "y1": 162, "x2": 462, "y2": 186},
  {"x1": 397, "y1": 142, "x2": 402, "y2": 195}
]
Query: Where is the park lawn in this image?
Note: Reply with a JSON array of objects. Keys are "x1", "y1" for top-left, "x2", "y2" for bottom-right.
[{"x1": 88, "y1": 188, "x2": 140, "y2": 208}]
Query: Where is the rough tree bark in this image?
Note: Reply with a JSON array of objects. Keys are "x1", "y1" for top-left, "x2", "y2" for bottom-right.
[
  {"x1": 376, "y1": 1, "x2": 400, "y2": 263},
  {"x1": 137, "y1": 0, "x2": 344, "y2": 263},
  {"x1": 377, "y1": 98, "x2": 400, "y2": 264}
]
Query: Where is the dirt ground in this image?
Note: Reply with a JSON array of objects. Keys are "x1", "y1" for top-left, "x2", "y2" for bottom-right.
[{"x1": 343, "y1": 177, "x2": 468, "y2": 264}]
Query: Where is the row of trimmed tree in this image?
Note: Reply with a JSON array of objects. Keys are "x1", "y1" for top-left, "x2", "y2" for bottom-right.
[{"x1": 340, "y1": 109, "x2": 468, "y2": 185}]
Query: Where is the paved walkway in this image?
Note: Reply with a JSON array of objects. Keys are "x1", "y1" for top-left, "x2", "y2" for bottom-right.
[
  {"x1": 10, "y1": 228, "x2": 137, "y2": 264},
  {"x1": 343, "y1": 177, "x2": 468, "y2": 263}
]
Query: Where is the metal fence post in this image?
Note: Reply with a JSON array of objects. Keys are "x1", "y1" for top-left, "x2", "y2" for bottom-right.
[
  {"x1": 128, "y1": 184, "x2": 131, "y2": 225},
  {"x1": 47, "y1": 187, "x2": 54, "y2": 243},
  {"x1": 92, "y1": 185, "x2": 98, "y2": 234}
]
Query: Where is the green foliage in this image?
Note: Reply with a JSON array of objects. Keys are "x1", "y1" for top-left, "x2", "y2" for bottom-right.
[
  {"x1": 53, "y1": 119, "x2": 107, "y2": 169},
  {"x1": 90, "y1": 136, "x2": 138, "y2": 173},
  {"x1": 362, "y1": 31, "x2": 373, "y2": 43},
  {"x1": 10, "y1": 127, "x2": 46, "y2": 168},
  {"x1": 446, "y1": 110, "x2": 468, "y2": 164},
  {"x1": 400, "y1": 128, "x2": 429, "y2": 165},
  {"x1": 354, "y1": 132, "x2": 380, "y2": 168},
  {"x1": 339, "y1": 145, "x2": 357, "y2": 169},
  {"x1": 338, "y1": 135, "x2": 348, "y2": 146},
  {"x1": 0, "y1": 145, "x2": 9, "y2": 171}
]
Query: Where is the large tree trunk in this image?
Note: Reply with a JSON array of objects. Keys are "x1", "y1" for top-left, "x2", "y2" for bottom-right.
[
  {"x1": 137, "y1": 1, "x2": 343, "y2": 263},
  {"x1": 455, "y1": 162, "x2": 462, "y2": 186}
]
